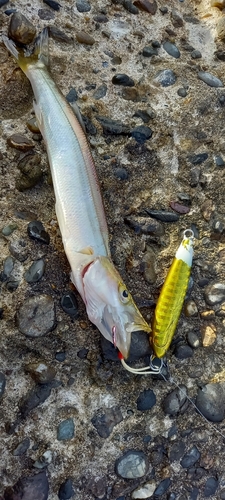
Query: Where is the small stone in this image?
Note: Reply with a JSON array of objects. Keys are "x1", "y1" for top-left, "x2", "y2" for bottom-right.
[
  {"x1": 25, "y1": 361, "x2": 56, "y2": 384},
  {"x1": 20, "y1": 384, "x2": 52, "y2": 418},
  {"x1": 61, "y1": 291, "x2": 79, "y2": 317},
  {"x1": 58, "y1": 478, "x2": 74, "y2": 499},
  {"x1": 7, "y1": 134, "x2": 34, "y2": 151},
  {"x1": 163, "y1": 41, "x2": 180, "y2": 58},
  {"x1": 177, "y1": 87, "x2": 187, "y2": 97},
  {"x1": 93, "y1": 84, "x2": 107, "y2": 99},
  {"x1": 66, "y1": 88, "x2": 78, "y2": 102},
  {"x1": 76, "y1": 0, "x2": 91, "y2": 12},
  {"x1": 215, "y1": 50, "x2": 225, "y2": 61},
  {"x1": 163, "y1": 385, "x2": 188, "y2": 415},
  {"x1": 27, "y1": 220, "x2": 50, "y2": 244},
  {"x1": 204, "y1": 477, "x2": 218, "y2": 497},
  {"x1": 133, "y1": 109, "x2": 152, "y2": 123},
  {"x1": 48, "y1": 26, "x2": 72, "y2": 44},
  {"x1": 8, "y1": 13, "x2": 36, "y2": 45},
  {"x1": 124, "y1": 215, "x2": 164, "y2": 236},
  {"x1": 154, "y1": 69, "x2": 176, "y2": 87},
  {"x1": 2, "y1": 256, "x2": 14, "y2": 280},
  {"x1": 76, "y1": 31, "x2": 95, "y2": 44},
  {"x1": 38, "y1": 9, "x2": 55, "y2": 20},
  {"x1": 142, "y1": 46, "x2": 158, "y2": 57},
  {"x1": 196, "y1": 382, "x2": 225, "y2": 422},
  {"x1": 0, "y1": 373, "x2": 6, "y2": 400},
  {"x1": 96, "y1": 116, "x2": 130, "y2": 135},
  {"x1": 91, "y1": 407, "x2": 123, "y2": 438},
  {"x1": 16, "y1": 295, "x2": 56, "y2": 337},
  {"x1": 187, "y1": 331, "x2": 200, "y2": 349},
  {"x1": 57, "y1": 418, "x2": 75, "y2": 440},
  {"x1": 24, "y1": 259, "x2": 45, "y2": 283},
  {"x1": 215, "y1": 155, "x2": 225, "y2": 167},
  {"x1": 160, "y1": 6, "x2": 168, "y2": 14},
  {"x1": 145, "y1": 209, "x2": 179, "y2": 222},
  {"x1": 26, "y1": 117, "x2": 40, "y2": 133},
  {"x1": 169, "y1": 441, "x2": 186, "y2": 462},
  {"x1": 201, "y1": 199, "x2": 214, "y2": 221},
  {"x1": 204, "y1": 283, "x2": 225, "y2": 305},
  {"x1": 180, "y1": 446, "x2": 201, "y2": 468},
  {"x1": 113, "y1": 167, "x2": 129, "y2": 180},
  {"x1": 16, "y1": 152, "x2": 43, "y2": 191},
  {"x1": 122, "y1": 88, "x2": 139, "y2": 101},
  {"x1": 2, "y1": 223, "x2": 17, "y2": 236},
  {"x1": 132, "y1": 481, "x2": 156, "y2": 499},
  {"x1": 82, "y1": 115, "x2": 97, "y2": 135},
  {"x1": 134, "y1": 0, "x2": 157, "y2": 14},
  {"x1": 131, "y1": 125, "x2": 152, "y2": 143},
  {"x1": 3, "y1": 472, "x2": 49, "y2": 500},
  {"x1": 171, "y1": 9, "x2": 183, "y2": 27},
  {"x1": 174, "y1": 344, "x2": 193, "y2": 359},
  {"x1": 0, "y1": 0, "x2": 9, "y2": 6},
  {"x1": 188, "y1": 152, "x2": 208, "y2": 165},
  {"x1": 191, "y1": 49, "x2": 202, "y2": 59},
  {"x1": 77, "y1": 347, "x2": 89, "y2": 359},
  {"x1": 9, "y1": 239, "x2": 28, "y2": 262},
  {"x1": 112, "y1": 74, "x2": 135, "y2": 86},
  {"x1": 198, "y1": 71, "x2": 223, "y2": 88},
  {"x1": 115, "y1": 450, "x2": 148, "y2": 479},
  {"x1": 43, "y1": 0, "x2": 60, "y2": 10},
  {"x1": 154, "y1": 478, "x2": 171, "y2": 496},
  {"x1": 201, "y1": 324, "x2": 217, "y2": 347},
  {"x1": 123, "y1": 0, "x2": 139, "y2": 14},
  {"x1": 184, "y1": 300, "x2": 198, "y2": 317},
  {"x1": 55, "y1": 351, "x2": 66, "y2": 362},
  {"x1": 170, "y1": 201, "x2": 190, "y2": 214},
  {"x1": 136, "y1": 389, "x2": 156, "y2": 411},
  {"x1": 141, "y1": 246, "x2": 156, "y2": 284},
  {"x1": 13, "y1": 437, "x2": 30, "y2": 456}
]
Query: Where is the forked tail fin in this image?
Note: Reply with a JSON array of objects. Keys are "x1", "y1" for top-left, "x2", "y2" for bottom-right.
[{"x1": 2, "y1": 28, "x2": 49, "y2": 73}]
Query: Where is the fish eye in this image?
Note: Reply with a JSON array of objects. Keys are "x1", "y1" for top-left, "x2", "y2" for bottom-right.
[{"x1": 118, "y1": 283, "x2": 130, "y2": 304}]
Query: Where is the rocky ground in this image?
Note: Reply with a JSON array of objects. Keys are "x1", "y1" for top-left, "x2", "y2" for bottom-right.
[{"x1": 1, "y1": 0, "x2": 225, "y2": 498}]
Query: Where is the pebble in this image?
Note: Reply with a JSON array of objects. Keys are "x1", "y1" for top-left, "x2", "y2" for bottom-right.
[
  {"x1": 177, "y1": 88, "x2": 187, "y2": 97},
  {"x1": 7, "y1": 134, "x2": 34, "y2": 151},
  {"x1": 2, "y1": 256, "x2": 14, "y2": 280},
  {"x1": 2, "y1": 223, "x2": 17, "y2": 236},
  {"x1": 77, "y1": 347, "x2": 88, "y2": 359},
  {"x1": 9, "y1": 239, "x2": 28, "y2": 262},
  {"x1": 196, "y1": 383, "x2": 225, "y2": 422},
  {"x1": 169, "y1": 440, "x2": 185, "y2": 462},
  {"x1": 174, "y1": 344, "x2": 193, "y2": 359},
  {"x1": 162, "y1": 385, "x2": 188, "y2": 415},
  {"x1": 131, "y1": 481, "x2": 156, "y2": 499},
  {"x1": 0, "y1": 0, "x2": 9, "y2": 6},
  {"x1": 141, "y1": 246, "x2": 156, "y2": 284},
  {"x1": 191, "y1": 49, "x2": 202, "y2": 59},
  {"x1": 184, "y1": 300, "x2": 198, "y2": 317},
  {"x1": 163, "y1": 41, "x2": 180, "y2": 59},
  {"x1": 20, "y1": 384, "x2": 52, "y2": 418},
  {"x1": 115, "y1": 450, "x2": 149, "y2": 479},
  {"x1": 136, "y1": 389, "x2": 156, "y2": 411},
  {"x1": 215, "y1": 155, "x2": 225, "y2": 167},
  {"x1": 76, "y1": 0, "x2": 91, "y2": 12},
  {"x1": 198, "y1": 71, "x2": 223, "y2": 88},
  {"x1": 57, "y1": 418, "x2": 75, "y2": 440},
  {"x1": 3, "y1": 471, "x2": 49, "y2": 500},
  {"x1": 154, "y1": 478, "x2": 171, "y2": 496},
  {"x1": 43, "y1": 0, "x2": 60, "y2": 10},
  {"x1": 0, "y1": 372, "x2": 6, "y2": 400},
  {"x1": 66, "y1": 88, "x2": 78, "y2": 103},
  {"x1": 133, "y1": 109, "x2": 153, "y2": 123},
  {"x1": 58, "y1": 478, "x2": 74, "y2": 500},
  {"x1": 48, "y1": 26, "x2": 72, "y2": 44},
  {"x1": 96, "y1": 116, "x2": 130, "y2": 135},
  {"x1": 61, "y1": 291, "x2": 79, "y2": 317},
  {"x1": 154, "y1": 69, "x2": 176, "y2": 87},
  {"x1": 180, "y1": 446, "x2": 201, "y2": 468},
  {"x1": 55, "y1": 351, "x2": 66, "y2": 362},
  {"x1": 124, "y1": 215, "x2": 164, "y2": 236},
  {"x1": 82, "y1": 115, "x2": 97, "y2": 135},
  {"x1": 87, "y1": 476, "x2": 106, "y2": 499},
  {"x1": 25, "y1": 361, "x2": 56, "y2": 384},
  {"x1": 145, "y1": 209, "x2": 179, "y2": 222},
  {"x1": 187, "y1": 331, "x2": 200, "y2": 349},
  {"x1": 171, "y1": 9, "x2": 184, "y2": 27},
  {"x1": 160, "y1": 6, "x2": 168, "y2": 14},
  {"x1": 142, "y1": 46, "x2": 158, "y2": 57},
  {"x1": 13, "y1": 437, "x2": 30, "y2": 456},
  {"x1": 122, "y1": 88, "x2": 139, "y2": 101},
  {"x1": 16, "y1": 295, "x2": 56, "y2": 337},
  {"x1": 123, "y1": 0, "x2": 139, "y2": 14},
  {"x1": 131, "y1": 125, "x2": 152, "y2": 144},
  {"x1": 204, "y1": 283, "x2": 225, "y2": 305},
  {"x1": 113, "y1": 167, "x2": 129, "y2": 180},
  {"x1": 16, "y1": 152, "x2": 42, "y2": 191},
  {"x1": 201, "y1": 199, "x2": 214, "y2": 222},
  {"x1": 38, "y1": 9, "x2": 55, "y2": 20},
  {"x1": 91, "y1": 406, "x2": 123, "y2": 438},
  {"x1": 112, "y1": 74, "x2": 135, "y2": 86},
  {"x1": 76, "y1": 31, "x2": 95, "y2": 45},
  {"x1": 8, "y1": 12, "x2": 36, "y2": 44},
  {"x1": 201, "y1": 324, "x2": 216, "y2": 347},
  {"x1": 133, "y1": 0, "x2": 157, "y2": 14},
  {"x1": 93, "y1": 84, "x2": 107, "y2": 99},
  {"x1": 188, "y1": 153, "x2": 208, "y2": 165},
  {"x1": 170, "y1": 201, "x2": 190, "y2": 214},
  {"x1": 204, "y1": 477, "x2": 218, "y2": 497},
  {"x1": 27, "y1": 220, "x2": 50, "y2": 244},
  {"x1": 26, "y1": 118, "x2": 40, "y2": 133},
  {"x1": 24, "y1": 259, "x2": 45, "y2": 283}
]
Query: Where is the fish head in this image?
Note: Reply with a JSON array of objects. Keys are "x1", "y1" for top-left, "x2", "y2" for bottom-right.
[{"x1": 82, "y1": 256, "x2": 151, "y2": 359}]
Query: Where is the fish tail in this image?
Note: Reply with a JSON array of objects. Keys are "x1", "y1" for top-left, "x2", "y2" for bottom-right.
[{"x1": 2, "y1": 27, "x2": 49, "y2": 73}]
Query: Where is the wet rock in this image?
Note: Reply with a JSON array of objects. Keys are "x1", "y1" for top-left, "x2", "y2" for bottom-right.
[
  {"x1": 177, "y1": 87, "x2": 187, "y2": 97},
  {"x1": 76, "y1": 31, "x2": 95, "y2": 45},
  {"x1": 204, "y1": 283, "x2": 225, "y2": 305},
  {"x1": 191, "y1": 49, "x2": 202, "y2": 59},
  {"x1": 187, "y1": 331, "x2": 200, "y2": 349},
  {"x1": 136, "y1": 389, "x2": 156, "y2": 411},
  {"x1": 66, "y1": 88, "x2": 78, "y2": 103},
  {"x1": 184, "y1": 300, "x2": 198, "y2": 317},
  {"x1": 169, "y1": 440, "x2": 185, "y2": 462},
  {"x1": 154, "y1": 478, "x2": 171, "y2": 496},
  {"x1": 8, "y1": 13, "x2": 36, "y2": 44},
  {"x1": 20, "y1": 384, "x2": 52, "y2": 418},
  {"x1": 171, "y1": 9, "x2": 183, "y2": 27},
  {"x1": 2, "y1": 224, "x2": 17, "y2": 236},
  {"x1": 25, "y1": 361, "x2": 56, "y2": 384},
  {"x1": 16, "y1": 295, "x2": 56, "y2": 337},
  {"x1": 123, "y1": 0, "x2": 139, "y2": 14},
  {"x1": 115, "y1": 450, "x2": 149, "y2": 479},
  {"x1": 142, "y1": 46, "x2": 158, "y2": 57},
  {"x1": 96, "y1": 116, "x2": 130, "y2": 135},
  {"x1": 91, "y1": 406, "x2": 123, "y2": 438},
  {"x1": 13, "y1": 437, "x2": 30, "y2": 456},
  {"x1": 174, "y1": 344, "x2": 193, "y2": 359},
  {"x1": 0, "y1": 372, "x2": 6, "y2": 400},
  {"x1": 163, "y1": 41, "x2": 180, "y2": 58},
  {"x1": 196, "y1": 383, "x2": 225, "y2": 422},
  {"x1": 93, "y1": 84, "x2": 107, "y2": 100},
  {"x1": 43, "y1": 0, "x2": 60, "y2": 10},
  {"x1": 24, "y1": 259, "x2": 45, "y2": 283},
  {"x1": 61, "y1": 291, "x2": 79, "y2": 317},
  {"x1": 180, "y1": 446, "x2": 201, "y2": 468},
  {"x1": 188, "y1": 152, "x2": 208, "y2": 165},
  {"x1": 134, "y1": 0, "x2": 157, "y2": 14},
  {"x1": 3, "y1": 471, "x2": 49, "y2": 500},
  {"x1": 132, "y1": 481, "x2": 156, "y2": 499},
  {"x1": 145, "y1": 209, "x2": 179, "y2": 222},
  {"x1": 48, "y1": 26, "x2": 72, "y2": 44},
  {"x1": 124, "y1": 215, "x2": 164, "y2": 236},
  {"x1": 76, "y1": 0, "x2": 91, "y2": 12},
  {"x1": 163, "y1": 385, "x2": 188, "y2": 415},
  {"x1": 131, "y1": 125, "x2": 152, "y2": 144},
  {"x1": 198, "y1": 72, "x2": 223, "y2": 88},
  {"x1": 58, "y1": 478, "x2": 74, "y2": 499},
  {"x1": 57, "y1": 418, "x2": 75, "y2": 440},
  {"x1": 9, "y1": 239, "x2": 28, "y2": 262},
  {"x1": 55, "y1": 352, "x2": 66, "y2": 362},
  {"x1": 27, "y1": 220, "x2": 50, "y2": 244},
  {"x1": 170, "y1": 201, "x2": 190, "y2": 214},
  {"x1": 112, "y1": 74, "x2": 135, "y2": 86},
  {"x1": 204, "y1": 477, "x2": 218, "y2": 497},
  {"x1": 154, "y1": 69, "x2": 176, "y2": 87},
  {"x1": 87, "y1": 476, "x2": 106, "y2": 499},
  {"x1": 7, "y1": 134, "x2": 34, "y2": 151}
]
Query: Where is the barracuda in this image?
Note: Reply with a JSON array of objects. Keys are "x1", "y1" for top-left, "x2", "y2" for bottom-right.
[{"x1": 3, "y1": 28, "x2": 151, "y2": 358}]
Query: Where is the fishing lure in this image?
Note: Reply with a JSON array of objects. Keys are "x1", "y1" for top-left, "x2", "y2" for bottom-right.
[{"x1": 120, "y1": 229, "x2": 194, "y2": 374}]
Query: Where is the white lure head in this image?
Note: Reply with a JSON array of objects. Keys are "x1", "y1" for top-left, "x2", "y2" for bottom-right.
[{"x1": 82, "y1": 256, "x2": 151, "y2": 359}]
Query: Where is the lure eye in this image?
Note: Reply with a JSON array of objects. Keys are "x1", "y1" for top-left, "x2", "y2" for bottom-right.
[{"x1": 118, "y1": 284, "x2": 130, "y2": 304}]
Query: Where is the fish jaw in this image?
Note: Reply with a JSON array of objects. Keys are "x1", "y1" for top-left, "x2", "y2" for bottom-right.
[{"x1": 82, "y1": 256, "x2": 151, "y2": 359}]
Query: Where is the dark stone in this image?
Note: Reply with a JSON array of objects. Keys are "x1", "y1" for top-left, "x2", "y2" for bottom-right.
[
  {"x1": 87, "y1": 476, "x2": 106, "y2": 499},
  {"x1": 215, "y1": 155, "x2": 225, "y2": 167},
  {"x1": 133, "y1": 0, "x2": 157, "y2": 14},
  {"x1": 198, "y1": 71, "x2": 223, "y2": 88},
  {"x1": 27, "y1": 220, "x2": 50, "y2": 244},
  {"x1": 3, "y1": 471, "x2": 49, "y2": 500},
  {"x1": 57, "y1": 418, "x2": 75, "y2": 440},
  {"x1": 38, "y1": 8, "x2": 56, "y2": 20},
  {"x1": 91, "y1": 406, "x2": 123, "y2": 438},
  {"x1": 0, "y1": 372, "x2": 6, "y2": 400},
  {"x1": 163, "y1": 385, "x2": 188, "y2": 416},
  {"x1": 96, "y1": 116, "x2": 130, "y2": 135},
  {"x1": 61, "y1": 291, "x2": 79, "y2": 317},
  {"x1": 76, "y1": 0, "x2": 91, "y2": 12},
  {"x1": 155, "y1": 69, "x2": 176, "y2": 87},
  {"x1": 24, "y1": 259, "x2": 45, "y2": 283},
  {"x1": 43, "y1": 0, "x2": 60, "y2": 10},
  {"x1": 177, "y1": 88, "x2": 187, "y2": 97},
  {"x1": 82, "y1": 115, "x2": 97, "y2": 135},
  {"x1": 77, "y1": 348, "x2": 89, "y2": 359},
  {"x1": 188, "y1": 153, "x2": 208, "y2": 165},
  {"x1": 112, "y1": 74, "x2": 135, "y2": 86},
  {"x1": 180, "y1": 446, "x2": 201, "y2": 468},
  {"x1": 203, "y1": 477, "x2": 218, "y2": 497},
  {"x1": 93, "y1": 14, "x2": 108, "y2": 22},
  {"x1": 19, "y1": 384, "x2": 52, "y2": 419},
  {"x1": 191, "y1": 49, "x2": 202, "y2": 59},
  {"x1": 136, "y1": 389, "x2": 156, "y2": 411},
  {"x1": 145, "y1": 209, "x2": 179, "y2": 222},
  {"x1": 13, "y1": 437, "x2": 30, "y2": 456},
  {"x1": 66, "y1": 88, "x2": 78, "y2": 103},
  {"x1": 123, "y1": 0, "x2": 139, "y2": 14},
  {"x1": 195, "y1": 383, "x2": 225, "y2": 422},
  {"x1": 163, "y1": 41, "x2": 180, "y2": 58},
  {"x1": 93, "y1": 84, "x2": 107, "y2": 99},
  {"x1": 55, "y1": 352, "x2": 66, "y2": 362},
  {"x1": 131, "y1": 125, "x2": 152, "y2": 144},
  {"x1": 142, "y1": 46, "x2": 158, "y2": 57},
  {"x1": 133, "y1": 110, "x2": 152, "y2": 123},
  {"x1": 48, "y1": 25, "x2": 72, "y2": 43},
  {"x1": 58, "y1": 478, "x2": 74, "y2": 499},
  {"x1": 113, "y1": 167, "x2": 129, "y2": 180},
  {"x1": 124, "y1": 215, "x2": 164, "y2": 236},
  {"x1": 174, "y1": 344, "x2": 193, "y2": 359},
  {"x1": 2, "y1": 256, "x2": 14, "y2": 280},
  {"x1": 169, "y1": 440, "x2": 185, "y2": 462},
  {"x1": 154, "y1": 478, "x2": 171, "y2": 496},
  {"x1": 160, "y1": 6, "x2": 168, "y2": 14},
  {"x1": 115, "y1": 450, "x2": 148, "y2": 478},
  {"x1": 215, "y1": 50, "x2": 225, "y2": 61},
  {"x1": 0, "y1": 0, "x2": 9, "y2": 6}
]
